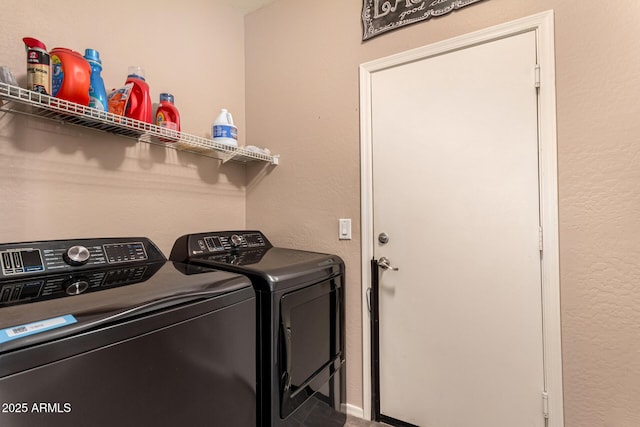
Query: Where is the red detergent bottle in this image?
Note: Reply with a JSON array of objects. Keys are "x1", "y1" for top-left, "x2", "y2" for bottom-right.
[
  {"x1": 155, "y1": 93, "x2": 180, "y2": 132},
  {"x1": 50, "y1": 47, "x2": 91, "y2": 106},
  {"x1": 124, "y1": 66, "x2": 152, "y2": 123}
]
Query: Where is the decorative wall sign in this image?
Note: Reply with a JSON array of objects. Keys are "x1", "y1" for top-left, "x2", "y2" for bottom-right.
[{"x1": 362, "y1": 0, "x2": 487, "y2": 41}]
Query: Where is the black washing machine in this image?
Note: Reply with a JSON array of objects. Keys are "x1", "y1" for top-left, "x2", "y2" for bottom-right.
[
  {"x1": 0, "y1": 237, "x2": 256, "y2": 427},
  {"x1": 170, "y1": 230, "x2": 346, "y2": 427}
]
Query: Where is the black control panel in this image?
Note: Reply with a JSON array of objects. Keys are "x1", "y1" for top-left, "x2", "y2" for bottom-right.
[
  {"x1": 196, "y1": 231, "x2": 270, "y2": 254},
  {"x1": 170, "y1": 231, "x2": 273, "y2": 264},
  {"x1": 201, "y1": 232, "x2": 268, "y2": 252},
  {"x1": 0, "y1": 237, "x2": 166, "y2": 307},
  {"x1": 0, "y1": 238, "x2": 165, "y2": 280}
]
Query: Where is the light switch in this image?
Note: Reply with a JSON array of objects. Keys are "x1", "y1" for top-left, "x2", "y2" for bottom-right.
[{"x1": 339, "y1": 219, "x2": 352, "y2": 240}]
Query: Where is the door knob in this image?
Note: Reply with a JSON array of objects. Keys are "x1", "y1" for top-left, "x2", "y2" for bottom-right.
[{"x1": 377, "y1": 257, "x2": 398, "y2": 271}]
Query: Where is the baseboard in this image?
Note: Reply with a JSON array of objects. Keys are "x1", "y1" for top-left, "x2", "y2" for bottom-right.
[{"x1": 343, "y1": 403, "x2": 364, "y2": 419}]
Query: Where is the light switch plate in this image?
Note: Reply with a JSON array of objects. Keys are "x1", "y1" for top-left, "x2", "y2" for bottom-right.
[{"x1": 339, "y1": 219, "x2": 352, "y2": 240}]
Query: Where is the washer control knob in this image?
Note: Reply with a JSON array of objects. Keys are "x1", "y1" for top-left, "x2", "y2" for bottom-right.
[
  {"x1": 65, "y1": 279, "x2": 89, "y2": 296},
  {"x1": 64, "y1": 246, "x2": 91, "y2": 266},
  {"x1": 230, "y1": 234, "x2": 244, "y2": 247}
]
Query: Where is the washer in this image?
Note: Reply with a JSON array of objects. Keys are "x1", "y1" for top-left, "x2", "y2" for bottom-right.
[
  {"x1": 170, "y1": 230, "x2": 346, "y2": 427},
  {"x1": 0, "y1": 237, "x2": 256, "y2": 427}
]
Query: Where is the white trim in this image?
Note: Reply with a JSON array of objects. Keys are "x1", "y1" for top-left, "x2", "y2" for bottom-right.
[
  {"x1": 535, "y1": 11, "x2": 564, "y2": 426},
  {"x1": 359, "y1": 52, "x2": 375, "y2": 422},
  {"x1": 359, "y1": 10, "x2": 563, "y2": 425},
  {"x1": 344, "y1": 403, "x2": 365, "y2": 419}
]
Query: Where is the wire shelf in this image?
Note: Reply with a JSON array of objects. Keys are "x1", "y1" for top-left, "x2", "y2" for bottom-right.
[{"x1": 0, "y1": 82, "x2": 279, "y2": 165}]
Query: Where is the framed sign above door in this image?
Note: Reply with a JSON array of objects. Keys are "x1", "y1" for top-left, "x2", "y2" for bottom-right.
[{"x1": 362, "y1": 0, "x2": 487, "y2": 40}]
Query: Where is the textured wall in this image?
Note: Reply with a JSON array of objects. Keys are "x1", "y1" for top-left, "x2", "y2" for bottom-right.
[
  {"x1": 0, "y1": 0, "x2": 248, "y2": 254},
  {"x1": 245, "y1": 0, "x2": 640, "y2": 425},
  {"x1": 244, "y1": 0, "x2": 363, "y2": 413},
  {"x1": 556, "y1": 2, "x2": 640, "y2": 425}
]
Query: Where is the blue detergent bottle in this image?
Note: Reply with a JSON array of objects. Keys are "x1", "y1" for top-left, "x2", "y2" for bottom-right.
[{"x1": 84, "y1": 49, "x2": 108, "y2": 111}]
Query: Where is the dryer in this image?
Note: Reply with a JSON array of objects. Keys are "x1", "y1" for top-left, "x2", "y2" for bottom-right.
[{"x1": 170, "y1": 230, "x2": 346, "y2": 427}]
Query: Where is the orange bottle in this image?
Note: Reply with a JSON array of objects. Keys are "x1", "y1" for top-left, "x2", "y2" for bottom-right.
[
  {"x1": 50, "y1": 47, "x2": 91, "y2": 106},
  {"x1": 124, "y1": 66, "x2": 152, "y2": 123}
]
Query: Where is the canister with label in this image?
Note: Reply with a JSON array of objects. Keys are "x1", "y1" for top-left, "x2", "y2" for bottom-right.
[{"x1": 23, "y1": 37, "x2": 50, "y2": 94}]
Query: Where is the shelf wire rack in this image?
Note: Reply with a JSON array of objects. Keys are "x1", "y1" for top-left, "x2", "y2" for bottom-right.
[{"x1": 0, "y1": 82, "x2": 279, "y2": 165}]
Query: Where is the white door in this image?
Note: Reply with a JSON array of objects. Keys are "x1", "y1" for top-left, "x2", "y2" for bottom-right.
[{"x1": 370, "y1": 30, "x2": 545, "y2": 427}]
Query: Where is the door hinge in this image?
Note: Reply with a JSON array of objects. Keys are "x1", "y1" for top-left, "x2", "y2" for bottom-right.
[
  {"x1": 538, "y1": 227, "x2": 543, "y2": 252},
  {"x1": 542, "y1": 391, "x2": 549, "y2": 419},
  {"x1": 535, "y1": 64, "x2": 541, "y2": 88}
]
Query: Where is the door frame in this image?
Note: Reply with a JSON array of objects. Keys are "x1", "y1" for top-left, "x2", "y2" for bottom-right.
[{"x1": 359, "y1": 10, "x2": 563, "y2": 426}]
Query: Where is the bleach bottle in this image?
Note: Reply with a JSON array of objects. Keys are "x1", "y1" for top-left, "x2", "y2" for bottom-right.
[
  {"x1": 212, "y1": 108, "x2": 238, "y2": 147},
  {"x1": 84, "y1": 49, "x2": 108, "y2": 111}
]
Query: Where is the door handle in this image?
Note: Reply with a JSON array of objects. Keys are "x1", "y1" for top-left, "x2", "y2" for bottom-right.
[{"x1": 377, "y1": 257, "x2": 399, "y2": 271}]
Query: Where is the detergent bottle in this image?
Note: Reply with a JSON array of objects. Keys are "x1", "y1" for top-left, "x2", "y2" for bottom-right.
[
  {"x1": 155, "y1": 93, "x2": 180, "y2": 132},
  {"x1": 212, "y1": 109, "x2": 238, "y2": 147},
  {"x1": 124, "y1": 66, "x2": 152, "y2": 123},
  {"x1": 50, "y1": 47, "x2": 91, "y2": 105},
  {"x1": 83, "y1": 49, "x2": 108, "y2": 111}
]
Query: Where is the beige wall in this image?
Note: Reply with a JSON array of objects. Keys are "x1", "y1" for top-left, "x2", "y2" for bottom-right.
[
  {"x1": 0, "y1": 0, "x2": 248, "y2": 254},
  {"x1": 245, "y1": 0, "x2": 640, "y2": 425}
]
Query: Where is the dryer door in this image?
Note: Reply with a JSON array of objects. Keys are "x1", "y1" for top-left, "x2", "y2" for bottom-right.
[{"x1": 278, "y1": 277, "x2": 344, "y2": 418}]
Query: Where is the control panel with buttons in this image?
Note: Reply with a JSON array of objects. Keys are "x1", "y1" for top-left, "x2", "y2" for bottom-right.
[{"x1": 0, "y1": 238, "x2": 164, "y2": 279}]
